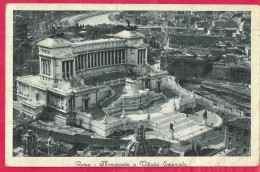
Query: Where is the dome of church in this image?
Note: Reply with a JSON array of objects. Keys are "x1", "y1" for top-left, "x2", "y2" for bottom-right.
[{"x1": 124, "y1": 123, "x2": 154, "y2": 156}]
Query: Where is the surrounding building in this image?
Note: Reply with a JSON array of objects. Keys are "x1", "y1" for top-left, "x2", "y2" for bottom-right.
[
  {"x1": 212, "y1": 62, "x2": 250, "y2": 83},
  {"x1": 224, "y1": 118, "x2": 250, "y2": 156},
  {"x1": 161, "y1": 52, "x2": 213, "y2": 78},
  {"x1": 168, "y1": 32, "x2": 236, "y2": 48}
]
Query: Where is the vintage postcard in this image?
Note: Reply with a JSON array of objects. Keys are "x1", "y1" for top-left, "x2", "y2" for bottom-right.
[{"x1": 5, "y1": 3, "x2": 260, "y2": 167}]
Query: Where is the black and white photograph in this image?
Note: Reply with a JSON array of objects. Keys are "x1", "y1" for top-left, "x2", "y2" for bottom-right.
[{"x1": 7, "y1": 4, "x2": 258, "y2": 166}]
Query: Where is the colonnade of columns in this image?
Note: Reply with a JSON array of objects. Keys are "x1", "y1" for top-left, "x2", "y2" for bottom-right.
[
  {"x1": 17, "y1": 82, "x2": 29, "y2": 97},
  {"x1": 48, "y1": 93, "x2": 67, "y2": 110},
  {"x1": 138, "y1": 49, "x2": 146, "y2": 65},
  {"x1": 75, "y1": 49, "x2": 125, "y2": 71},
  {"x1": 62, "y1": 60, "x2": 74, "y2": 80},
  {"x1": 41, "y1": 58, "x2": 51, "y2": 76}
]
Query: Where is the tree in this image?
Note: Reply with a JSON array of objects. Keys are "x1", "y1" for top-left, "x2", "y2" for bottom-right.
[{"x1": 196, "y1": 143, "x2": 201, "y2": 156}]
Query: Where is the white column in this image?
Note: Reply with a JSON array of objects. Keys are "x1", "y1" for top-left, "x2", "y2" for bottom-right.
[
  {"x1": 46, "y1": 60, "x2": 49, "y2": 75},
  {"x1": 40, "y1": 58, "x2": 42, "y2": 74},
  {"x1": 82, "y1": 55, "x2": 84, "y2": 69},
  {"x1": 145, "y1": 49, "x2": 148, "y2": 65},
  {"x1": 113, "y1": 50, "x2": 116, "y2": 65},
  {"x1": 96, "y1": 53, "x2": 98, "y2": 67},
  {"x1": 91, "y1": 53, "x2": 93, "y2": 68},
  {"x1": 45, "y1": 60, "x2": 48, "y2": 75},
  {"x1": 101, "y1": 52, "x2": 103, "y2": 66},
  {"x1": 47, "y1": 60, "x2": 50, "y2": 76},
  {"x1": 99, "y1": 52, "x2": 101, "y2": 66},
  {"x1": 41, "y1": 59, "x2": 43, "y2": 74},
  {"x1": 93, "y1": 53, "x2": 95, "y2": 67},
  {"x1": 64, "y1": 61, "x2": 67, "y2": 79},
  {"x1": 137, "y1": 51, "x2": 139, "y2": 65},
  {"x1": 50, "y1": 60, "x2": 53, "y2": 77},
  {"x1": 142, "y1": 50, "x2": 145, "y2": 65},
  {"x1": 140, "y1": 50, "x2": 142, "y2": 65},
  {"x1": 106, "y1": 51, "x2": 109, "y2": 65},
  {"x1": 44, "y1": 59, "x2": 47, "y2": 75},
  {"x1": 83, "y1": 55, "x2": 86, "y2": 69},
  {"x1": 121, "y1": 50, "x2": 123, "y2": 64},
  {"x1": 81, "y1": 55, "x2": 85, "y2": 69},
  {"x1": 77, "y1": 56, "x2": 80, "y2": 70},
  {"x1": 89, "y1": 54, "x2": 91, "y2": 68},
  {"x1": 70, "y1": 60, "x2": 73, "y2": 78},
  {"x1": 77, "y1": 56, "x2": 79, "y2": 71},
  {"x1": 65, "y1": 61, "x2": 70, "y2": 79},
  {"x1": 59, "y1": 97, "x2": 62, "y2": 107},
  {"x1": 69, "y1": 61, "x2": 72, "y2": 79},
  {"x1": 48, "y1": 60, "x2": 51, "y2": 76},
  {"x1": 102, "y1": 51, "x2": 106, "y2": 66},
  {"x1": 117, "y1": 50, "x2": 120, "y2": 64},
  {"x1": 86, "y1": 53, "x2": 88, "y2": 69},
  {"x1": 79, "y1": 56, "x2": 81, "y2": 70},
  {"x1": 70, "y1": 61, "x2": 72, "y2": 78},
  {"x1": 109, "y1": 51, "x2": 112, "y2": 65},
  {"x1": 100, "y1": 52, "x2": 102, "y2": 66},
  {"x1": 74, "y1": 58, "x2": 76, "y2": 72},
  {"x1": 80, "y1": 55, "x2": 82, "y2": 70},
  {"x1": 123, "y1": 49, "x2": 126, "y2": 63},
  {"x1": 43, "y1": 59, "x2": 45, "y2": 75}
]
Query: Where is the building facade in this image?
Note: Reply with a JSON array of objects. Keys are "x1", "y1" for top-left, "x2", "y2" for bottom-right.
[
  {"x1": 213, "y1": 62, "x2": 250, "y2": 83},
  {"x1": 224, "y1": 118, "x2": 250, "y2": 156},
  {"x1": 15, "y1": 30, "x2": 153, "y2": 125}
]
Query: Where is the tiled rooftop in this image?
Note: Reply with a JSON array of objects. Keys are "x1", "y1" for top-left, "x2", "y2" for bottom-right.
[{"x1": 226, "y1": 118, "x2": 250, "y2": 130}]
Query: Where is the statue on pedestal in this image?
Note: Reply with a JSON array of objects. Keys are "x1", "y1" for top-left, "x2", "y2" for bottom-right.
[
  {"x1": 22, "y1": 130, "x2": 37, "y2": 156},
  {"x1": 120, "y1": 109, "x2": 126, "y2": 119}
]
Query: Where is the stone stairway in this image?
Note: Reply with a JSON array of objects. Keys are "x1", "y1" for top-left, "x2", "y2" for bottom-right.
[{"x1": 150, "y1": 112, "x2": 209, "y2": 141}]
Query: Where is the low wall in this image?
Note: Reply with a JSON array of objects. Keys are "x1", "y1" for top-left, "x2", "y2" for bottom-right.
[
  {"x1": 99, "y1": 78, "x2": 125, "y2": 87},
  {"x1": 102, "y1": 91, "x2": 166, "y2": 116},
  {"x1": 31, "y1": 123, "x2": 171, "y2": 149},
  {"x1": 168, "y1": 77, "x2": 245, "y2": 116},
  {"x1": 166, "y1": 77, "x2": 196, "y2": 112},
  {"x1": 90, "y1": 118, "x2": 150, "y2": 137},
  {"x1": 74, "y1": 110, "x2": 92, "y2": 130}
]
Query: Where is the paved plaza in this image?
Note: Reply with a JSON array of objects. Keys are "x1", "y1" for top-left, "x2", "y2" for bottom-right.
[{"x1": 125, "y1": 97, "x2": 222, "y2": 141}]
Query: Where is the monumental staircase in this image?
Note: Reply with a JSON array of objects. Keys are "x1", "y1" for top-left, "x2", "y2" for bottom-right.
[{"x1": 148, "y1": 112, "x2": 209, "y2": 141}]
